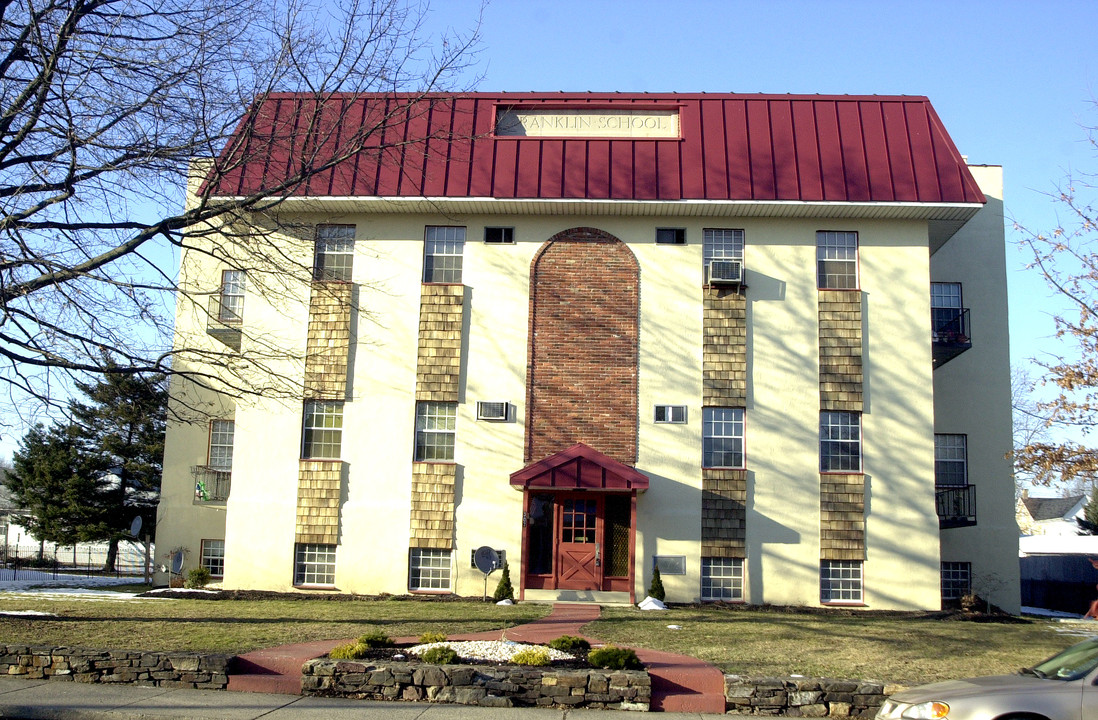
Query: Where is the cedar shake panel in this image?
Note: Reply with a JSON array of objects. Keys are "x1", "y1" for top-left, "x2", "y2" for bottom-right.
[
  {"x1": 703, "y1": 287, "x2": 748, "y2": 406},
  {"x1": 820, "y1": 473, "x2": 865, "y2": 560},
  {"x1": 701, "y1": 469, "x2": 747, "y2": 558},
  {"x1": 414, "y1": 285, "x2": 465, "y2": 403},
  {"x1": 409, "y1": 464, "x2": 457, "y2": 549},
  {"x1": 818, "y1": 291, "x2": 863, "y2": 411},
  {"x1": 295, "y1": 460, "x2": 343, "y2": 545},
  {"x1": 303, "y1": 282, "x2": 352, "y2": 399}
]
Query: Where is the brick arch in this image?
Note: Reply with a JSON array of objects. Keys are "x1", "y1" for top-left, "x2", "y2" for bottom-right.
[{"x1": 525, "y1": 227, "x2": 640, "y2": 465}]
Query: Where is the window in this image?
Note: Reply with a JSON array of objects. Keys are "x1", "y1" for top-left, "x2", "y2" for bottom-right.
[
  {"x1": 941, "y1": 561, "x2": 972, "y2": 601},
  {"x1": 816, "y1": 231, "x2": 858, "y2": 289},
  {"x1": 654, "y1": 405, "x2": 687, "y2": 423},
  {"x1": 702, "y1": 557, "x2": 744, "y2": 601},
  {"x1": 703, "y1": 407, "x2": 745, "y2": 468},
  {"x1": 820, "y1": 411, "x2": 861, "y2": 473},
  {"x1": 657, "y1": 228, "x2": 685, "y2": 245},
  {"x1": 409, "y1": 548, "x2": 452, "y2": 591},
  {"x1": 703, "y1": 228, "x2": 744, "y2": 270},
  {"x1": 934, "y1": 434, "x2": 968, "y2": 487},
  {"x1": 313, "y1": 225, "x2": 355, "y2": 282},
  {"x1": 200, "y1": 539, "x2": 225, "y2": 577},
  {"x1": 302, "y1": 401, "x2": 343, "y2": 460},
  {"x1": 208, "y1": 420, "x2": 234, "y2": 469},
  {"x1": 423, "y1": 226, "x2": 465, "y2": 283},
  {"x1": 820, "y1": 560, "x2": 863, "y2": 603},
  {"x1": 653, "y1": 555, "x2": 686, "y2": 575},
  {"x1": 294, "y1": 543, "x2": 336, "y2": 586},
  {"x1": 484, "y1": 226, "x2": 514, "y2": 244},
  {"x1": 218, "y1": 270, "x2": 245, "y2": 322},
  {"x1": 414, "y1": 401, "x2": 457, "y2": 461},
  {"x1": 931, "y1": 282, "x2": 965, "y2": 341}
]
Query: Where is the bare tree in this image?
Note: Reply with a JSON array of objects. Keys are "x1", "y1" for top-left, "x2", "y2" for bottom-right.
[{"x1": 0, "y1": 0, "x2": 481, "y2": 425}]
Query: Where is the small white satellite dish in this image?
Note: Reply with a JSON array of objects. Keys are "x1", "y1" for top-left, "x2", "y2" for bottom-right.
[{"x1": 129, "y1": 516, "x2": 143, "y2": 538}]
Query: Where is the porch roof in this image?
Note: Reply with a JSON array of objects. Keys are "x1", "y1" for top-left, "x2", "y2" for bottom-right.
[{"x1": 509, "y1": 443, "x2": 649, "y2": 491}]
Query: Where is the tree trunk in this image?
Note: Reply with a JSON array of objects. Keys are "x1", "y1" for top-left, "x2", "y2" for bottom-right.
[{"x1": 102, "y1": 537, "x2": 118, "y2": 573}]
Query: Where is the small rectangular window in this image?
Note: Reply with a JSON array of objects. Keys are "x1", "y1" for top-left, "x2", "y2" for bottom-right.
[
  {"x1": 702, "y1": 557, "x2": 743, "y2": 601},
  {"x1": 424, "y1": 226, "x2": 466, "y2": 283},
  {"x1": 940, "y1": 561, "x2": 972, "y2": 601},
  {"x1": 409, "y1": 548, "x2": 453, "y2": 591},
  {"x1": 208, "y1": 419, "x2": 235, "y2": 469},
  {"x1": 653, "y1": 555, "x2": 686, "y2": 575},
  {"x1": 218, "y1": 270, "x2": 245, "y2": 323},
  {"x1": 820, "y1": 560, "x2": 862, "y2": 603},
  {"x1": 816, "y1": 230, "x2": 858, "y2": 290},
  {"x1": 302, "y1": 401, "x2": 343, "y2": 460},
  {"x1": 313, "y1": 225, "x2": 355, "y2": 282},
  {"x1": 820, "y1": 411, "x2": 861, "y2": 473},
  {"x1": 294, "y1": 543, "x2": 336, "y2": 586},
  {"x1": 934, "y1": 434, "x2": 968, "y2": 487},
  {"x1": 654, "y1": 405, "x2": 687, "y2": 424},
  {"x1": 931, "y1": 282, "x2": 966, "y2": 342},
  {"x1": 415, "y1": 401, "x2": 457, "y2": 462},
  {"x1": 200, "y1": 539, "x2": 225, "y2": 578},
  {"x1": 484, "y1": 226, "x2": 514, "y2": 244},
  {"x1": 656, "y1": 228, "x2": 685, "y2": 244},
  {"x1": 703, "y1": 407, "x2": 745, "y2": 468}
]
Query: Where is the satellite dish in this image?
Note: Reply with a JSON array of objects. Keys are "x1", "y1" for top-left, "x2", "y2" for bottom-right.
[
  {"x1": 129, "y1": 516, "x2": 143, "y2": 538},
  {"x1": 473, "y1": 546, "x2": 500, "y2": 574},
  {"x1": 170, "y1": 550, "x2": 184, "y2": 575}
]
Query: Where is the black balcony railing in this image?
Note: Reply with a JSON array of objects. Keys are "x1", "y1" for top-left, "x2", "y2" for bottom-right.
[
  {"x1": 192, "y1": 466, "x2": 231, "y2": 504},
  {"x1": 936, "y1": 484, "x2": 976, "y2": 529},
  {"x1": 932, "y1": 307, "x2": 971, "y2": 368},
  {"x1": 206, "y1": 296, "x2": 242, "y2": 350}
]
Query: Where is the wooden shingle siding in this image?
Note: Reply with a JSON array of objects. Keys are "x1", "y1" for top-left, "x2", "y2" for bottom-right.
[
  {"x1": 703, "y1": 287, "x2": 747, "y2": 406},
  {"x1": 818, "y1": 291, "x2": 863, "y2": 411},
  {"x1": 415, "y1": 285, "x2": 465, "y2": 403},
  {"x1": 410, "y1": 464, "x2": 456, "y2": 549},
  {"x1": 303, "y1": 282, "x2": 352, "y2": 399},
  {"x1": 820, "y1": 473, "x2": 865, "y2": 561},
  {"x1": 701, "y1": 469, "x2": 747, "y2": 558},
  {"x1": 295, "y1": 460, "x2": 343, "y2": 545}
]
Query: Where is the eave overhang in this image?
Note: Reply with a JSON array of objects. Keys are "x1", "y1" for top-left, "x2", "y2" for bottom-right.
[{"x1": 509, "y1": 443, "x2": 649, "y2": 492}]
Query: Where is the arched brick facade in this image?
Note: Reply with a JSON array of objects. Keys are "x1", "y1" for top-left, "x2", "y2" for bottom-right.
[{"x1": 525, "y1": 227, "x2": 640, "y2": 465}]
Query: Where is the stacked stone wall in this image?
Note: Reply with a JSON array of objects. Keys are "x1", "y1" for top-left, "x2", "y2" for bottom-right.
[
  {"x1": 725, "y1": 675, "x2": 897, "y2": 718},
  {"x1": 0, "y1": 646, "x2": 230, "y2": 689}
]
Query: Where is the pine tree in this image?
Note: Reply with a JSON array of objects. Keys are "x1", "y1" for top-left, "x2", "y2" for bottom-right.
[
  {"x1": 649, "y1": 564, "x2": 665, "y2": 601},
  {"x1": 493, "y1": 562, "x2": 515, "y2": 602}
]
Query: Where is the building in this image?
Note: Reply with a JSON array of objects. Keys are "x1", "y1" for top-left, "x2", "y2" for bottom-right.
[
  {"x1": 1017, "y1": 491, "x2": 1088, "y2": 537},
  {"x1": 155, "y1": 93, "x2": 1018, "y2": 610}
]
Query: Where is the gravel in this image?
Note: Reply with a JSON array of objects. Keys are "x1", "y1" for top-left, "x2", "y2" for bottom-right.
[{"x1": 408, "y1": 640, "x2": 576, "y2": 663}]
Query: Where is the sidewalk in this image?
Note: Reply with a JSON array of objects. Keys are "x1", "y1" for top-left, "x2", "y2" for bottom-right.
[{"x1": 0, "y1": 677, "x2": 732, "y2": 720}]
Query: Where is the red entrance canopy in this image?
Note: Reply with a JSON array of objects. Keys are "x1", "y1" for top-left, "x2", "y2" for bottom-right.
[{"x1": 509, "y1": 443, "x2": 649, "y2": 491}]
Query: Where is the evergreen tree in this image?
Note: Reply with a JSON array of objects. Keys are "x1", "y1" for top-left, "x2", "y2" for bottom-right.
[
  {"x1": 493, "y1": 562, "x2": 515, "y2": 602},
  {"x1": 1083, "y1": 492, "x2": 1098, "y2": 534},
  {"x1": 649, "y1": 564, "x2": 666, "y2": 601}
]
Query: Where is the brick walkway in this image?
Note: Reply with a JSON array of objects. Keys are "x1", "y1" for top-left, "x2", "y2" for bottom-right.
[{"x1": 228, "y1": 603, "x2": 726, "y2": 713}]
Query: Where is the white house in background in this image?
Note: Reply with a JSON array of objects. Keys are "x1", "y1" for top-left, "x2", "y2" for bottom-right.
[{"x1": 1017, "y1": 492, "x2": 1087, "y2": 537}]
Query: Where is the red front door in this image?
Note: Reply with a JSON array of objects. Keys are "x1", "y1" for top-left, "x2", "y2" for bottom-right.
[{"x1": 556, "y1": 495, "x2": 603, "y2": 590}]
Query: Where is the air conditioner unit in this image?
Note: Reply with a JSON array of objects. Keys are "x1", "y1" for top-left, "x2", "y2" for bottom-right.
[
  {"x1": 476, "y1": 401, "x2": 511, "y2": 421},
  {"x1": 707, "y1": 259, "x2": 744, "y2": 284}
]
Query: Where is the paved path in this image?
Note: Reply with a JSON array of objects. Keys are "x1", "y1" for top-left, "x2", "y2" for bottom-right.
[{"x1": 229, "y1": 603, "x2": 726, "y2": 713}]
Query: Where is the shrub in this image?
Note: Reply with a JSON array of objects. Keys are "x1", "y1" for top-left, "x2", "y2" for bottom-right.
[
  {"x1": 357, "y1": 630, "x2": 394, "y2": 648},
  {"x1": 511, "y1": 647, "x2": 551, "y2": 666},
  {"x1": 420, "y1": 645, "x2": 459, "y2": 665},
  {"x1": 492, "y1": 562, "x2": 515, "y2": 602},
  {"x1": 418, "y1": 631, "x2": 447, "y2": 644},
  {"x1": 648, "y1": 564, "x2": 665, "y2": 601},
  {"x1": 328, "y1": 642, "x2": 369, "y2": 660},
  {"x1": 548, "y1": 635, "x2": 590, "y2": 652},
  {"x1": 185, "y1": 567, "x2": 212, "y2": 589},
  {"x1": 588, "y1": 645, "x2": 643, "y2": 670}
]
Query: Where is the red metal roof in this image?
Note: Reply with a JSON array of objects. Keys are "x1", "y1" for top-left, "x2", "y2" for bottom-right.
[
  {"x1": 509, "y1": 443, "x2": 649, "y2": 491},
  {"x1": 209, "y1": 92, "x2": 984, "y2": 205}
]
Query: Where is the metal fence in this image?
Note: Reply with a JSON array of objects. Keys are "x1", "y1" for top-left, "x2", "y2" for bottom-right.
[{"x1": 1, "y1": 541, "x2": 153, "y2": 580}]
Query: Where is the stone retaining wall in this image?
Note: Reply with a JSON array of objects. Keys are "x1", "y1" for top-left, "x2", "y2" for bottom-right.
[
  {"x1": 303, "y1": 658, "x2": 651, "y2": 711},
  {"x1": 0, "y1": 645, "x2": 231, "y2": 689},
  {"x1": 726, "y1": 675, "x2": 900, "y2": 718}
]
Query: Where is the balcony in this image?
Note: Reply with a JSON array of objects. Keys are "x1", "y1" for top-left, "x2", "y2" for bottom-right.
[
  {"x1": 936, "y1": 484, "x2": 976, "y2": 529},
  {"x1": 192, "y1": 466, "x2": 231, "y2": 505},
  {"x1": 932, "y1": 307, "x2": 971, "y2": 368},
  {"x1": 206, "y1": 296, "x2": 242, "y2": 350}
]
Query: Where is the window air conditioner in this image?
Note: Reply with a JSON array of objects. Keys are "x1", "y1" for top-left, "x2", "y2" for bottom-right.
[
  {"x1": 476, "y1": 401, "x2": 511, "y2": 421},
  {"x1": 707, "y1": 259, "x2": 744, "y2": 285}
]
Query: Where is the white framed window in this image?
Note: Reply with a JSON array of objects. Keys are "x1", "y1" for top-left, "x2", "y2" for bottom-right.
[
  {"x1": 820, "y1": 560, "x2": 863, "y2": 603},
  {"x1": 484, "y1": 226, "x2": 514, "y2": 244},
  {"x1": 414, "y1": 401, "x2": 457, "y2": 461},
  {"x1": 218, "y1": 270, "x2": 245, "y2": 322},
  {"x1": 657, "y1": 228, "x2": 686, "y2": 245},
  {"x1": 941, "y1": 561, "x2": 972, "y2": 601},
  {"x1": 653, "y1": 555, "x2": 686, "y2": 575},
  {"x1": 654, "y1": 405, "x2": 687, "y2": 424},
  {"x1": 820, "y1": 411, "x2": 861, "y2": 473},
  {"x1": 409, "y1": 548, "x2": 453, "y2": 591},
  {"x1": 313, "y1": 225, "x2": 355, "y2": 282},
  {"x1": 294, "y1": 543, "x2": 336, "y2": 586},
  {"x1": 302, "y1": 401, "x2": 343, "y2": 460},
  {"x1": 703, "y1": 407, "x2": 745, "y2": 468},
  {"x1": 208, "y1": 419, "x2": 235, "y2": 469},
  {"x1": 423, "y1": 226, "x2": 465, "y2": 283},
  {"x1": 934, "y1": 434, "x2": 968, "y2": 487},
  {"x1": 200, "y1": 539, "x2": 225, "y2": 578},
  {"x1": 701, "y1": 557, "x2": 744, "y2": 601},
  {"x1": 816, "y1": 231, "x2": 858, "y2": 290},
  {"x1": 931, "y1": 282, "x2": 965, "y2": 341},
  {"x1": 703, "y1": 228, "x2": 744, "y2": 269}
]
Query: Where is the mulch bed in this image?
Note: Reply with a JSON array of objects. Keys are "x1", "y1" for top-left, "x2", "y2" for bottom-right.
[{"x1": 333, "y1": 644, "x2": 595, "y2": 670}]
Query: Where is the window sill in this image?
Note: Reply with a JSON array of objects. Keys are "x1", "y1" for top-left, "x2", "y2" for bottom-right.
[
  {"x1": 702, "y1": 598, "x2": 746, "y2": 604},
  {"x1": 413, "y1": 460, "x2": 457, "y2": 466},
  {"x1": 421, "y1": 282, "x2": 464, "y2": 286},
  {"x1": 703, "y1": 466, "x2": 747, "y2": 471},
  {"x1": 819, "y1": 471, "x2": 864, "y2": 476},
  {"x1": 821, "y1": 601, "x2": 866, "y2": 607},
  {"x1": 293, "y1": 584, "x2": 338, "y2": 591},
  {"x1": 408, "y1": 589, "x2": 453, "y2": 595}
]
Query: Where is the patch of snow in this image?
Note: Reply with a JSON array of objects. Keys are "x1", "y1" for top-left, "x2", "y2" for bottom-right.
[
  {"x1": 0, "y1": 610, "x2": 58, "y2": 617},
  {"x1": 496, "y1": 598, "x2": 514, "y2": 605},
  {"x1": 145, "y1": 587, "x2": 220, "y2": 595},
  {"x1": 0, "y1": 573, "x2": 142, "y2": 593},
  {"x1": 409, "y1": 640, "x2": 575, "y2": 663},
  {"x1": 666, "y1": 624, "x2": 682, "y2": 630},
  {"x1": 637, "y1": 596, "x2": 666, "y2": 610},
  {"x1": 1022, "y1": 606, "x2": 1088, "y2": 619}
]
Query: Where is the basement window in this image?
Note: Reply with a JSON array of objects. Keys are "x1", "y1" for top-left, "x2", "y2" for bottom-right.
[{"x1": 484, "y1": 226, "x2": 515, "y2": 244}]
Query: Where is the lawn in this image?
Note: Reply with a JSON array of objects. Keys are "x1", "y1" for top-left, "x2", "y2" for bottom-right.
[{"x1": 0, "y1": 588, "x2": 1081, "y2": 685}]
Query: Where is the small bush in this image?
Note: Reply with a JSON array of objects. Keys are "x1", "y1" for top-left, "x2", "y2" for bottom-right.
[
  {"x1": 548, "y1": 635, "x2": 590, "y2": 652},
  {"x1": 418, "y1": 631, "x2": 447, "y2": 644},
  {"x1": 357, "y1": 630, "x2": 394, "y2": 648},
  {"x1": 185, "y1": 567, "x2": 212, "y2": 589},
  {"x1": 420, "y1": 645, "x2": 459, "y2": 665},
  {"x1": 328, "y1": 642, "x2": 369, "y2": 660},
  {"x1": 588, "y1": 645, "x2": 643, "y2": 670},
  {"x1": 511, "y1": 647, "x2": 550, "y2": 666},
  {"x1": 492, "y1": 562, "x2": 515, "y2": 602},
  {"x1": 649, "y1": 564, "x2": 665, "y2": 601}
]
